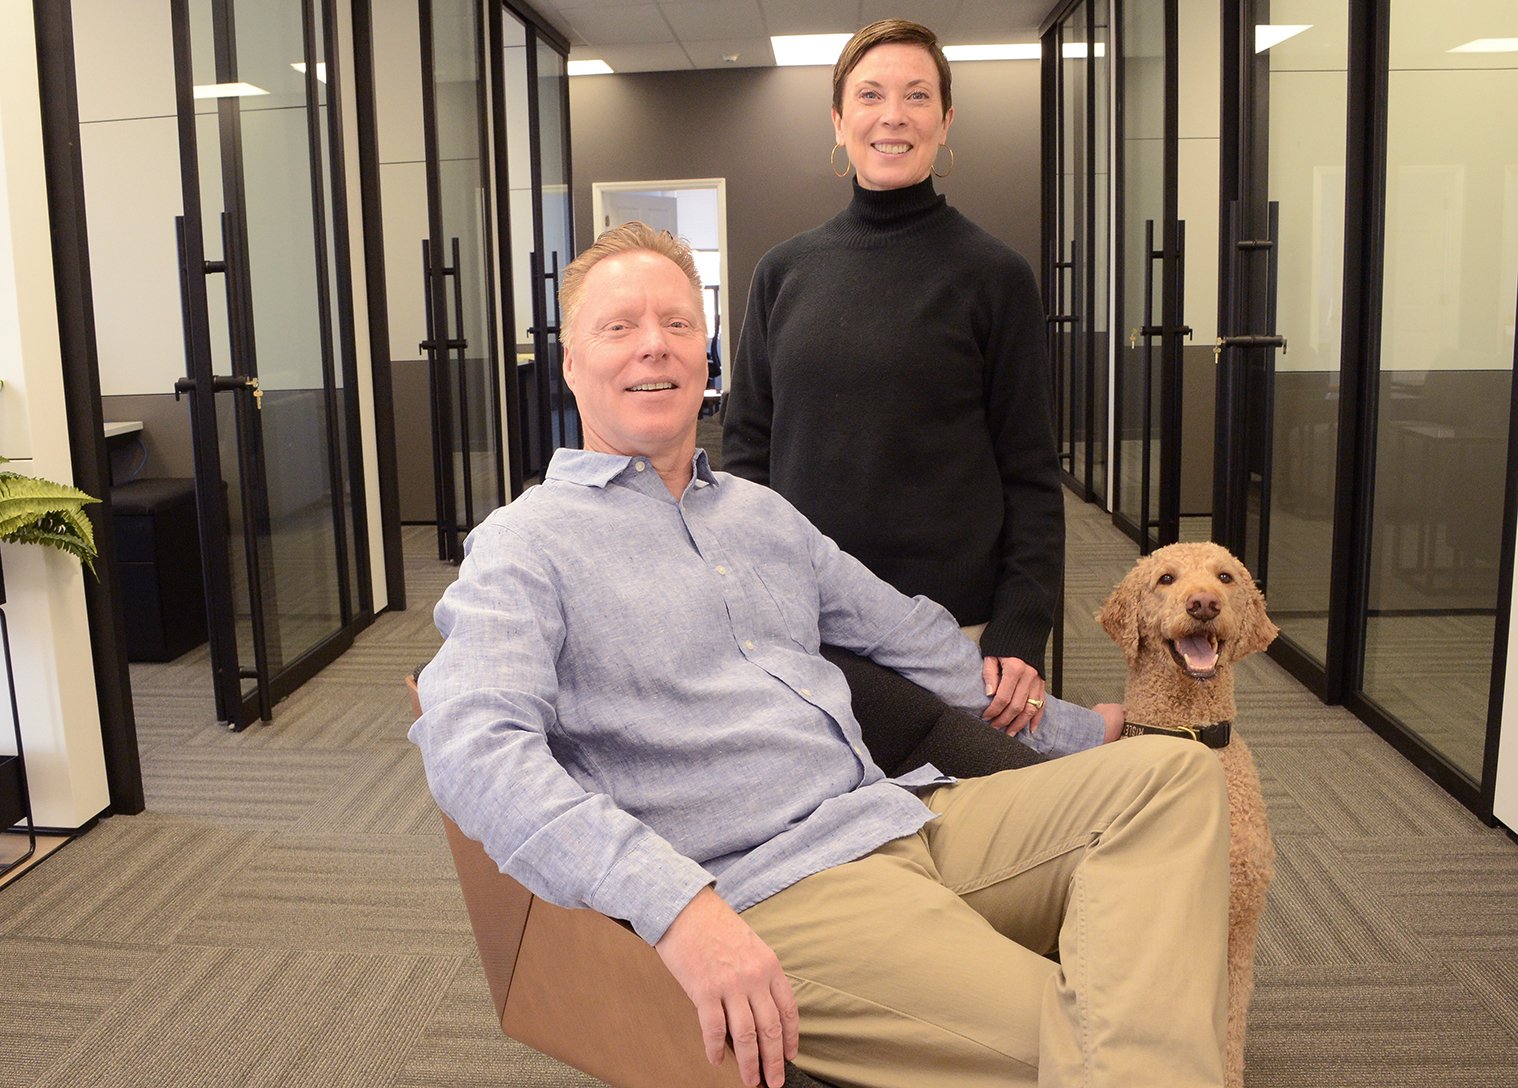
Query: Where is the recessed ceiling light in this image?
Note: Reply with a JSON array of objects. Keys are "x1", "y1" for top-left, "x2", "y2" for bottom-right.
[
  {"x1": 771, "y1": 33, "x2": 853, "y2": 67},
  {"x1": 192, "y1": 82, "x2": 269, "y2": 99},
  {"x1": 567, "y1": 59, "x2": 614, "y2": 76},
  {"x1": 1448, "y1": 38, "x2": 1518, "y2": 53},
  {"x1": 1255, "y1": 24, "x2": 1312, "y2": 53},
  {"x1": 290, "y1": 61, "x2": 327, "y2": 83},
  {"x1": 943, "y1": 44, "x2": 1042, "y2": 61},
  {"x1": 1059, "y1": 42, "x2": 1107, "y2": 58}
]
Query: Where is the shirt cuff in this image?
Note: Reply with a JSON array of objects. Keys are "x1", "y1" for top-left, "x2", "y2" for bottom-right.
[
  {"x1": 1015, "y1": 695, "x2": 1105, "y2": 758},
  {"x1": 588, "y1": 836, "x2": 718, "y2": 944}
]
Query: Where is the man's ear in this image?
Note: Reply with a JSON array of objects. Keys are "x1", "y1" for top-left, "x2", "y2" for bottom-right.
[{"x1": 561, "y1": 343, "x2": 578, "y2": 394}]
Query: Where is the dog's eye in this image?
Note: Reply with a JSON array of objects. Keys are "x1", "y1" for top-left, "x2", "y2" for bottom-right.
[
  {"x1": 1218, "y1": 572, "x2": 1233, "y2": 584},
  {"x1": 1158, "y1": 573, "x2": 1175, "y2": 586}
]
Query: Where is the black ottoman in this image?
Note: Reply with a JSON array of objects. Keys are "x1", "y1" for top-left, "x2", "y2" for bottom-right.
[{"x1": 111, "y1": 477, "x2": 208, "y2": 662}]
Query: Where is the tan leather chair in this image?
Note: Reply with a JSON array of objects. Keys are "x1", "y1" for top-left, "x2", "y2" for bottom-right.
[{"x1": 412, "y1": 649, "x2": 1045, "y2": 1088}]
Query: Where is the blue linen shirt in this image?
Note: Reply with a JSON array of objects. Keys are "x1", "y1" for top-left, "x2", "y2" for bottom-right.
[{"x1": 411, "y1": 448, "x2": 1102, "y2": 944}]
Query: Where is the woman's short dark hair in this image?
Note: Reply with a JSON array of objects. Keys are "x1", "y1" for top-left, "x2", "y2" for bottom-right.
[{"x1": 831, "y1": 19, "x2": 952, "y2": 117}]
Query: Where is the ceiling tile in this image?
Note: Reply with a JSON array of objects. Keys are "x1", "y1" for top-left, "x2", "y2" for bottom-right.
[
  {"x1": 547, "y1": 0, "x2": 652, "y2": 9},
  {"x1": 947, "y1": 0, "x2": 1050, "y2": 39},
  {"x1": 593, "y1": 42, "x2": 699, "y2": 72},
  {"x1": 561, "y1": 4, "x2": 675, "y2": 46},
  {"x1": 858, "y1": 0, "x2": 965, "y2": 34},
  {"x1": 659, "y1": 1, "x2": 767, "y2": 40},
  {"x1": 676, "y1": 36, "x2": 779, "y2": 68},
  {"x1": 757, "y1": 0, "x2": 864, "y2": 37}
]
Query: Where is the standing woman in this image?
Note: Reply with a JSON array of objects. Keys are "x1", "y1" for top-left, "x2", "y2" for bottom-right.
[{"x1": 725, "y1": 19, "x2": 1073, "y2": 736}]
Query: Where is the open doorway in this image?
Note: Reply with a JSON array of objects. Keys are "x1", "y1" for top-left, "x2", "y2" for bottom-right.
[{"x1": 592, "y1": 178, "x2": 731, "y2": 394}]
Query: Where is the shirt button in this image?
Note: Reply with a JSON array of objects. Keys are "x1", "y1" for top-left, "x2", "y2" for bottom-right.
[
  {"x1": 634, "y1": 460, "x2": 646, "y2": 472},
  {"x1": 716, "y1": 565, "x2": 728, "y2": 575},
  {"x1": 744, "y1": 640, "x2": 755, "y2": 650}
]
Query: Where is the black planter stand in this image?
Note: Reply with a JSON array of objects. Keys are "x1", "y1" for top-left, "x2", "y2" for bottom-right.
[{"x1": 0, "y1": 552, "x2": 37, "y2": 875}]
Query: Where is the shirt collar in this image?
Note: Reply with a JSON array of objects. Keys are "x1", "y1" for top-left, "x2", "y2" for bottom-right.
[{"x1": 546, "y1": 447, "x2": 720, "y2": 490}]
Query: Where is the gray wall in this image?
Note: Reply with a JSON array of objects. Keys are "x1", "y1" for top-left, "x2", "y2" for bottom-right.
[{"x1": 568, "y1": 60, "x2": 1045, "y2": 345}]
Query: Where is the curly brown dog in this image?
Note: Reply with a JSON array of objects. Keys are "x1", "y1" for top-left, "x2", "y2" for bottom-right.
[{"x1": 1097, "y1": 541, "x2": 1278, "y2": 1088}]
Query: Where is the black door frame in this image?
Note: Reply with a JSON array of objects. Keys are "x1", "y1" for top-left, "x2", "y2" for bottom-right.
[
  {"x1": 169, "y1": 0, "x2": 369, "y2": 729},
  {"x1": 1212, "y1": 0, "x2": 1518, "y2": 820},
  {"x1": 32, "y1": 0, "x2": 143, "y2": 815}
]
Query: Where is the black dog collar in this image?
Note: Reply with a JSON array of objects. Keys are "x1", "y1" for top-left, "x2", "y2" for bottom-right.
[{"x1": 1121, "y1": 720, "x2": 1232, "y2": 749}]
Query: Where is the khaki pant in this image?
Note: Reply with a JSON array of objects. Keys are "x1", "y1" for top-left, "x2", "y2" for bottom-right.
[{"x1": 741, "y1": 736, "x2": 1230, "y2": 1088}]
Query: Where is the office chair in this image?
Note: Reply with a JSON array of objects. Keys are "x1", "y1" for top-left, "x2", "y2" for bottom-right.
[{"x1": 412, "y1": 648, "x2": 1045, "y2": 1088}]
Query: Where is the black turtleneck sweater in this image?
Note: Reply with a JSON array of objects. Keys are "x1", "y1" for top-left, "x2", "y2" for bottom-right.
[{"x1": 723, "y1": 178, "x2": 1064, "y2": 673}]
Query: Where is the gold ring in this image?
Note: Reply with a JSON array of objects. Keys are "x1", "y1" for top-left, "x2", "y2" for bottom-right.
[{"x1": 1026, "y1": 697, "x2": 1044, "y2": 710}]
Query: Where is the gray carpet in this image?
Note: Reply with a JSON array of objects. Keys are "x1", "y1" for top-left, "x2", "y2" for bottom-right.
[{"x1": 3, "y1": 498, "x2": 1517, "y2": 1086}]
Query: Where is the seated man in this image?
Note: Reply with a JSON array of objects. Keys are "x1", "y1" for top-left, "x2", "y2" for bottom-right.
[{"x1": 411, "y1": 223, "x2": 1230, "y2": 1088}]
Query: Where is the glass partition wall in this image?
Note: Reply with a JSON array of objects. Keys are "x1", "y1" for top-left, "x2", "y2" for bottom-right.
[
  {"x1": 411, "y1": 0, "x2": 574, "y2": 549},
  {"x1": 1049, "y1": 0, "x2": 1518, "y2": 816},
  {"x1": 419, "y1": 0, "x2": 504, "y2": 562},
  {"x1": 490, "y1": 2, "x2": 575, "y2": 489},
  {"x1": 1357, "y1": 0, "x2": 1516, "y2": 789},
  {"x1": 172, "y1": 0, "x2": 368, "y2": 728},
  {"x1": 1048, "y1": 1, "x2": 1112, "y2": 507}
]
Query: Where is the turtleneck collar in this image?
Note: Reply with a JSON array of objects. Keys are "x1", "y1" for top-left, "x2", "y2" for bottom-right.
[{"x1": 841, "y1": 176, "x2": 947, "y2": 237}]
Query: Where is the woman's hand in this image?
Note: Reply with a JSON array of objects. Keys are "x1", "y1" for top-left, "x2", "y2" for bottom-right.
[{"x1": 981, "y1": 655, "x2": 1046, "y2": 736}]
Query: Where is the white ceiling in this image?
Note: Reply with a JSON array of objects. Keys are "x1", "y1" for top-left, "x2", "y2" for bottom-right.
[{"x1": 525, "y1": 0, "x2": 1054, "y2": 73}]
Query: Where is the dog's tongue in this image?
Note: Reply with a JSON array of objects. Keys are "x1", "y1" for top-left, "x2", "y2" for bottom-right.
[{"x1": 1177, "y1": 634, "x2": 1219, "y2": 672}]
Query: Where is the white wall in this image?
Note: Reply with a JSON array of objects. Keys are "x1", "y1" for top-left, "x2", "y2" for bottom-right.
[
  {"x1": 1177, "y1": 0, "x2": 1220, "y2": 346},
  {"x1": 0, "y1": 0, "x2": 110, "y2": 829},
  {"x1": 373, "y1": 0, "x2": 429, "y2": 360},
  {"x1": 72, "y1": 0, "x2": 185, "y2": 400}
]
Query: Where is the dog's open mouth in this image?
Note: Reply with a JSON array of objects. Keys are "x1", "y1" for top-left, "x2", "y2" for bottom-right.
[{"x1": 1169, "y1": 633, "x2": 1220, "y2": 680}]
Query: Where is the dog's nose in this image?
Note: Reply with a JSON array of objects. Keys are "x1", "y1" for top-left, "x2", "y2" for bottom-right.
[{"x1": 1187, "y1": 592, "x2": 1221, "y2": 621}]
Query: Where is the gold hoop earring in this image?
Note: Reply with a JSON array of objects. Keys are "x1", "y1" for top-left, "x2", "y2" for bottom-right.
[
  {"x1": 931, "y1": 146, "x2": 955, "y2": 179},
  {"x1": 830, "y1": 144, "x2": 853, "y2": 179}
]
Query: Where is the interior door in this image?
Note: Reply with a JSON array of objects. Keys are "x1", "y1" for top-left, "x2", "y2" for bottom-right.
[
  {"x1": 171, "y1": 0, "x2": 365, "y2": 729},
  {"x1": 420, "y1": 0, "x2": 504, "y2": 563},
  {"x1": 1113, "y1": 0, "x2": 1185, "y2": 552},
  {"x1": 1216, "y1": 4, "x2": 1349, "y2": 674},
  {"x1": 528, "y1": 35, "x2": 578, "y2": 459}
]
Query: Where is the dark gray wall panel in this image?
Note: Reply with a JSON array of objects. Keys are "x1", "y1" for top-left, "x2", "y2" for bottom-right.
[{"x1": 568, "y1": 61, "x2": 1044, "y2": 345}]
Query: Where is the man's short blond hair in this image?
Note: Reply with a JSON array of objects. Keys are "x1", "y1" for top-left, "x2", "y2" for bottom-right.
[{"x1": 559, "y1": 221, "x2": 705, "y2": 350}]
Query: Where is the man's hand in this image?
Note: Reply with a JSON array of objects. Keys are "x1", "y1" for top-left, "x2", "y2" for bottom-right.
[
  {"x1": 655, "y1": 887, "x2": 800, "y2": 1087},
  {"x1": 981, "y1": 655, "x2": 1046, "y2": 736}
]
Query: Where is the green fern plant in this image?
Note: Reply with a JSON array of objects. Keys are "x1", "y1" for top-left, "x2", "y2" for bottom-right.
[{"x1": 0, "y1": 459, "x2": 100, "y2": 574}]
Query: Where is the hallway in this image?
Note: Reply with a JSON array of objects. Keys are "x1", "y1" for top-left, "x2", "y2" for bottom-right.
[{"x1": 4, "y1": 501, "x2": 1518, "y2": 1086}]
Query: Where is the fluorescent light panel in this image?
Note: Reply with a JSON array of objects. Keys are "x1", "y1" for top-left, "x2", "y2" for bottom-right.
[
  {"x1": 1059, "y1": 42, "x2": 1107, "y2": 58},
  {"x1": 1255, "y1": 24, "x2": 1312, "y2": 53},
  {"x1": 1448, "y1": 38, "x2": 1518, "y2": 53},
  {"x1": 568, "y1": 59, "x2": 613, "y2": 76},
  {"x1": 770, "y1": 33, "x2": 853, "y2": 67},
  {"x1": 192, "y1": 82, "x2": 268, "y2": 99},
  {"x1": 943, "y1": 43, "x2": 1041, "y2": 61},
  {"x1": 290, "y1": 61, "x2": 328, "y2": 83}
]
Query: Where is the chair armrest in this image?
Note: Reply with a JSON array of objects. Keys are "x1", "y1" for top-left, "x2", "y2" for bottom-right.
[{"x1": 441, "y1": 811, "x2": 834, "y2": 1088}]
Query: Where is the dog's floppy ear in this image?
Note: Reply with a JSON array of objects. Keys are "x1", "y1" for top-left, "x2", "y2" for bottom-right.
[
  {"x1": 1231, "y1": 568, "x2": 1280, "y2": 659},
  {"x1": 1096, "y1": 567, "x2": 1144, "y2": 667}
]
